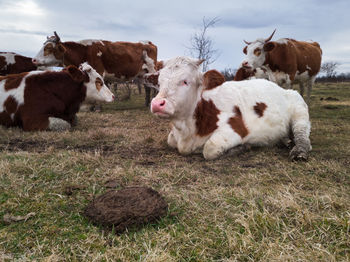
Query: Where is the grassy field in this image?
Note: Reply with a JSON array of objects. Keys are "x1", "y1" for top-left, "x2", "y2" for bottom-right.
[{"x1": 0, "y1": 82, "x2": 349, "y2": 261}]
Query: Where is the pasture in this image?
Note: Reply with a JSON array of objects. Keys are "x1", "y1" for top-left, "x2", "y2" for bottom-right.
[{"x1": 0, "y1": 82, "x2": 349, "y2": 261}]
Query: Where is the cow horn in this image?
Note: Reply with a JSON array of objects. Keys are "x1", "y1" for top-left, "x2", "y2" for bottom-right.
[
  {"x1": 243, "y1": 40, "x2": 252, "y2": 45},
  {"x1": 53, "y1": 31, "x2": 61, "y2": 42},
  {"x1": 265, "y1": 29, "x2": 276, "y2": 43}
]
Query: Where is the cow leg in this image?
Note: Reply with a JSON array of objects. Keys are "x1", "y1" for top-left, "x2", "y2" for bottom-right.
[
  {"x1": 299, "y1": 82, "x2": 305, "y2": 98},
  {"x1": 48, "y1": 117, "x2": 71, "y2": 131},
  {"x1": 22, "y1": 115, "x2": 50, "y2": 131},
  {"x1": 144, "y1": 85, "x2": 151, "y2": 106},
  {"x1": 305, "y1": 77, "x2": 315, "y2": 105},
  {"x1": 203, "y1": 130, "x2": 242, "y2": 160},
  {"x1": 289, "y1": 101, "x2": 311, "y2": 161}
]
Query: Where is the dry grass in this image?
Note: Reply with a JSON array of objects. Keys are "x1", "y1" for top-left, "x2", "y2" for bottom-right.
[{"x1": 0, "y1": 83, "x2": 349, "y2": 261}]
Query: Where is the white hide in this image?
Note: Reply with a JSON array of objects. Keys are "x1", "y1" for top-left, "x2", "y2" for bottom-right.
[
  {"x1": 152, "y1": 56, "x2": 311, "y2": 160},
  {"x1": 1, "y1": 53, "x2": 16, "y2": 68},
  {"x1": 79, "y1": 62, "x2": 114, "y2": 103},
  {"x1": 78, "y1": 39, "x2": 105, "y2": 46}
]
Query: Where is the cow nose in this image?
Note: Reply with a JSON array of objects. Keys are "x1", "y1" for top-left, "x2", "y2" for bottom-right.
[
  {"x1": 112, "y1": 95, "x2": 115, "y2": 101},
  {"x1": 242, "y1": 61, "x2": 250, "y2": 68},
  {"x1": 151, "y1": 98, "x2": 166, "y2": 113}
]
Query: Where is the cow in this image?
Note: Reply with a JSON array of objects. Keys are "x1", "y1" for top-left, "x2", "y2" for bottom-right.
[
  {"x1": 0, "y1": 52, "x2": 37, "y2": 75},
  {"x1": 143, "y1": 60, "x2": 164, "y2": 90},
  {"x1": 32, "y1": 32, "x2": 157, "y2": 106},
  {"x1": 240, "y1": 30, "x2": 322, "y2": 103},
  {"x1": 150, "y1": 56, "x2": 311, "y2": 161},
  {"x1": 0, "y1": 62, "x2": 114, "y2": 131}
]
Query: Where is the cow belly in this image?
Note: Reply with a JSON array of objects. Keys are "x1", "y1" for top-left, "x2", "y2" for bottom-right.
[{"x1": 294, "y1": 71, "x2": 311, "y2": 83}]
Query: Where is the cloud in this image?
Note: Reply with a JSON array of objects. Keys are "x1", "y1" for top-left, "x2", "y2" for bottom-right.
[{"x1": 0, "y1": 0, "x2": 349, "y2": 74}]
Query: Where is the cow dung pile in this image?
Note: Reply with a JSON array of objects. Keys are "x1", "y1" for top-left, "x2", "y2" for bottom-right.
[{"x1": 84, "y1": 187, "x2": 168, "y2": 233}]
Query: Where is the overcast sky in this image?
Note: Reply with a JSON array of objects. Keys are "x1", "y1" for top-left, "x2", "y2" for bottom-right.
[{"x1": 0, "y1": 0, "x2": 349, "y2": 73}]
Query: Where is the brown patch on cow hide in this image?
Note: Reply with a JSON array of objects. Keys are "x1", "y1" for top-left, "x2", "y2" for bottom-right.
[
  {"x1": 155, "y1": 61, "x2": 164, "y2": 71},
  {"x1": 4, "y1": 96, "x2": 18, "y2": 114},
  {"x1": 0, "y1": 72, "x2": 28, "y2": 91},
  {"x1": 95, "y1": 78, "x2": 103, "y2": 91},
  {"x1": 145, "y1": 73, "x2": 159, "y2": 86},
  {"x1": 253, "y1": 102, "x2": 267, "y2": 117},
  {"x1": 228, "y1": 106, "x2": 249, "y2": 138},
  {"x1": 254, "y1": 48, "x2": 262, "y2": 56},
  {"x1": 194, "y1": 98, "x2": 220, "y2": 136},
  {"x1": 203, "y1": 70, "x2": 225, "y2": 90}
]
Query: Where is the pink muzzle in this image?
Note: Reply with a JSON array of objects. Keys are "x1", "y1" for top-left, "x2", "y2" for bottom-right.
[{"x1": 151, "y1": 98, "x2": 166, "y2": 114}]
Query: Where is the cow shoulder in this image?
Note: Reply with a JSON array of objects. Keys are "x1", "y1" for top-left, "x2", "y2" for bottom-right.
[{"x1": 203, "y1": 70, "x2": 225, "y2": 90}]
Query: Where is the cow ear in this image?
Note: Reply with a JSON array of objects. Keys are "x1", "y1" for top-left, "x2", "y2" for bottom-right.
[
  {"x1": 196, "y1": 59, "x2": 205, "y2": 67},
  {"x1": 263, "y1": 42, "x2": 275, "y2": 52},
  {"x1": 66, "y1": 65, "x2": 85, "y2": 82},
  {"x1": 243, "y1": 46, "x2": 247, "y2": 54},
  {"x1": 57, "y1": 43, "x2": 66, "y2": 53}
]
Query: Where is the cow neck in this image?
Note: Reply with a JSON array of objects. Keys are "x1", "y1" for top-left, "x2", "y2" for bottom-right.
[
  {"x1": 62, "y1": 42, "x2": 87, "y2": 67},
  {"x1": 170, "y1": 83, "x2": 204, "y2": 134}
]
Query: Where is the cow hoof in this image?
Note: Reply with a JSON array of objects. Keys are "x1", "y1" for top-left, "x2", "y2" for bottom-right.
[
  {"x1": 48, "y1": 117, "x2": 71, "y2": 131},
  {"x1": 289, "y1": 147, "x2": 308, "y2": 161}
]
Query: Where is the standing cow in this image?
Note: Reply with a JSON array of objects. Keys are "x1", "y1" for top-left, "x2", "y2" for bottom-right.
[
  {"x1": 150, "y1": 56, "x2": 311, "y2": 161},
  {"x1": 0, "y1": 62, "x2": 114, "y2": 131},
  {"x1": 239, "y1": 30, "x2": 322, "y2": 103},
  {"x1": 0, "y1": 52, "x2": 37, "y2": 75},
  {"x1": 32, "y1": 32, "x2": 158, "y2": 106}
]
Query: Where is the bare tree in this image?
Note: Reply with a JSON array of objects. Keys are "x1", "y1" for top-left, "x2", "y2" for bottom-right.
[
  {"x1": 321, "y1": 61, "x2": 340, "y2": 78},
  {"x1": 221, "y1": 68, "x2": 236, "y2": 81},
  {"x1": 188, "y1": 16, "x2": 220, "y2": 71}
]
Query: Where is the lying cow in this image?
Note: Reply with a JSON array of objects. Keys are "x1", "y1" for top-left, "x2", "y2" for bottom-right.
[
  {"x1": 240, "y1": 30, "x2": 322, "y2": 103},
  {"x1": 150, "y1": 56, "x2": 311, "y2": 161},
  {"x1": 0, "y1": 52, "x2": 37, "y2": 75},
  {"x1": 0, "y1": 62, "x2": 114, "y2": 131},
  {"x1": 32, "y1": 32, "x2": 157, "y2": 106}
]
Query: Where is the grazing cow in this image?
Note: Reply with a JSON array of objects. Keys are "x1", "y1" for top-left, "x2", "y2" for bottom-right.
[
  {"x1": 150, "y1": 56, "x2": 311, "y2": 160},
  {"x1": 0, "y1": 62, "x2": 114, "y2": 131},
  {"x1": 240, "y1": 30, "x2": 322, "y2": 103},
  {"x1": 0, "y1": 52, "x2": 37, "y2": 75},
  {"x1": 32, "y1": 32, "x2": 157, "y2": 105}
]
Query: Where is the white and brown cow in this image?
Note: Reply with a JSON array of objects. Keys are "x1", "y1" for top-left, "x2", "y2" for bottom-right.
[
  {"x1": 0, "y1": 52, "x2": 37, "y2": 75},
  {"x1": 0, "y1": 62, "x2": 114, "y2": 131},
  {"x1": 150, "y1": 56, "x2": 311, "y2": 160},
  {"x1": 32, "y1": 32, "x2": 157, "y2": 105},
  {"x1": 239, "y1": 30, "x2": 322, "y2": 103}
]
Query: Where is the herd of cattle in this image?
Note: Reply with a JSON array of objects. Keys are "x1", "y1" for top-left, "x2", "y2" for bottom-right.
[{"x1": 0, "y1": 30, "x2": 322, "y2": 160}]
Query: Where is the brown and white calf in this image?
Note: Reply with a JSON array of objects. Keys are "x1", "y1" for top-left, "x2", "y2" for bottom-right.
[
  {"x1": 150, "y1": 56, "x2": 311, "y2": 160},
  {"x1": 32, "y1": 32, "x2": 158, "y2": 105},
  {"x1": 240, "y1": 30, "x2": 322, "y2": 103},
  {"x1": 0, "y1": 52, "x2": 37, "y2": 75},
  {"x1": 0, "y1": 62, "x2": 114, "y2": 131}
]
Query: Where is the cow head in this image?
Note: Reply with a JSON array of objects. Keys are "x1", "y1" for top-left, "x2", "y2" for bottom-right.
[
  {"x1": 234, "y1": 66, "x2": 270, "y2": 81},
  {"x1": 150, "y1": 57, "x2": 204, "y2": 119},
  {"x1": 66, "y1": 62, "x2": 114, "y2": 102},
  {"x1": 32, "y1": 31, "x2": 66, "y2": 67},
  {"x1": 142, "y1": 60, "x2": 164, "y2": 90},
  {"x1": 241, "y1": 29, "x2": 276, "y2": 69}
]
